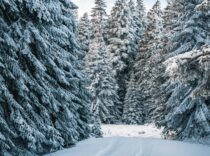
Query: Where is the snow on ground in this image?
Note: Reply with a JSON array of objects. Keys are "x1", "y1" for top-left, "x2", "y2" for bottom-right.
[
  {"x1": 46, "y1": 137, "x2": 210, "y2": 156},
  {"x1": 46, "y1": 125, "x2": 210, "y2": 156},
  {"x1": 102, "y1": 124, "x2": 163, "y2": 138}
]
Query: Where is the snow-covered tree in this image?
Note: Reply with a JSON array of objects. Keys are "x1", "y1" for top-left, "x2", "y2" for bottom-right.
[
  {"x1": 160, "y1": 0, "x2": 210, "y2": 140},
  {"x1": 107, "y1": 0, "x2": 137, "y2": 111},
  {"x1": 164, "y1": 44, "x2": 210, "y2": 140},
  {"x1": 162, "y1": 0, "x2": 179, "y2": 35},
  {"x1": 163, "y1": 0, "x2": 210, "y2": 58},
  {"x1": 91, "y1": 0, "x2": 107, "y2": 39},
  {"x1": 123, "y1": 72, "x2": 144, "y2": 124},
  {"x1": 91, "y1": 107, "x2": 103, "y2": 138},
  {"x1": 0, "y1": 0, "x2": 91, "y2": 155},
  {"x1": 136, "y1": 0, "x2": 147, "y2": 38},
  {"x1": 128, "y1": 0, "x2": 142, "y2": 52},
  {"x1": 71, "y1": 8, "x2": 79, "y2": 21},
  {"x1": 86, "y1": 30, "x2": 121, "y2": 123},
  {"x1": 78, "y1": 13, "x2": 91, "y2": 56},
  {"x1": 133, "y1": 0, "x2": 164, "y2": 123}
]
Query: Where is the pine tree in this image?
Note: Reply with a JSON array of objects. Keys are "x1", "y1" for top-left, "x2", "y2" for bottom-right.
[
  {"x1": 133, "y1": 0, "x2": 164, "y2": 123},
  {"x1": 128, "y1": 0, "x2": 142, "y2": 52},
  {"x1": 164, "y1": 44, "x2": 210, "y2": 140},
  {"x1": 136, "y1": 0, "x2": 147, "y2": 38},
  {"x1": 78, "y1": 13, "x2": 91, "y2": 56},
  {"x1": 147, "y1": 0, "x2": 183, "y2": 126},
  {"x1": 163, "y1": 0, "x2": 179, "y2": 35},
  {"x1": 91, "y1": 0, "x2": 107, "y2": 39},
  {"x1": 121, "y1": 0, "x2": 148, "y2": 125},
  {"x1": 85, "y1": 27, "x2": 121, "y2": 123},
  {"x1": 123, "y1": 72, "x2": 144, "y2": 124},
  {"x1": 91, "y1": 107, "x2": 103, "y2": 137},
  {"x1": 0, "y1": 0, "x2": 91, "y2": 155},
  {"x1": 160, "y1": 0, "x2": 210, "y2": 140},
  {"x1": 107, "y1": 0, "x2": 137, "y2": 112},
  {"x1": 85, "y1": 0, "x2": 121, "y2": 123}
]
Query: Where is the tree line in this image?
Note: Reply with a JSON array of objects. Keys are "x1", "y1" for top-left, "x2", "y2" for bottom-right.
[
  {"x1": 79, "y1": 0, "x2": 210, "y2": 143},
  {"x1": 0, "y1": 0, "x2": 209, "y2": 155}
]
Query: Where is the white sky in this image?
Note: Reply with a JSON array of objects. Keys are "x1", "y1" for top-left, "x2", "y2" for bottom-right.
[{"x1": 71, "y1": 0, "x2": 168, "y2": 17}]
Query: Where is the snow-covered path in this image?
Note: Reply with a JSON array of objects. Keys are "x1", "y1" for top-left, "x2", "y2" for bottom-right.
[
  {"x1": 46, "y1": 125, "x2": 210, "y2": 156},
  {"x1": 46, "y1": 137, "x2": 210, "y2": 156}
]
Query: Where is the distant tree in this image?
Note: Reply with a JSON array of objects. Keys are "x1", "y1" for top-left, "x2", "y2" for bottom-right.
[
  {"x1": 85, "y1": 0, "x2": 121, "y2": 123},
  {"x1": 123, "y1": 72, "x2": 144, "y2": 124},
  {"x1": 86, "y1": 28, "x2": 121, "y2": 123},
  {"x1": 91, "y1": 0, "x2": 107, "y2": 39},
  {"x1": 107, "y1": 0, "x2": 137, "y2": 113},
  {"x1": 136, "y1": 0, "x2": 147, "y2": 38},
  {"x1": 78, "y1": 13, "x2": 91, "y2": 56},
  {"x1": 133, "y1": 0, "x2": 164, "y2": 123},
  {"x1": 128, "y1": 0, "x2": 142, "y2": 51},
  {"x1": 91, "y1": 107, "x2": 103, "y2": 138}
]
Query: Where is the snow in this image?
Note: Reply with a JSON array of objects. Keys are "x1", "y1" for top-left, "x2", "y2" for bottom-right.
[
  {"x1": 46, "y1": 137, "x2": 210, "y2": 156},
  {"x1": 45, "y1": 124, "x2": 210, "y2": 156},
  {"x1": 102, "y1": 124, "x2": 163, "y2": 138}
]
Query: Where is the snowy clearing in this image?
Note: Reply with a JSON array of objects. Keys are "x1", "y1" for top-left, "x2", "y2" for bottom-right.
[
  {"x1": 46, "y1": 125, "x2": 210, "y2": 156},
  {"x1": 46, "y1": 137, "x2": 210, "y2": 156},
  {"x1": 102, "y1": 124, "x2": 163, "y2": 138}
]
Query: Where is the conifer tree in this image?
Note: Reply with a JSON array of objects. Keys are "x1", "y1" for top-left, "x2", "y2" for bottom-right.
[
  {"x1": 133, "y1": 0, "x2": 164, "y2": 123},
  {"x1": 91, "y1": 0, "x2": 107, "y2": 39},
  {"x1": 85, "y1": 0, "x2": 121, "y2": 123},
  {"x1": 160, "y1": 0, "x2": 210, "y2": 140},
  {"x1": 136, "y1": 0, "x2": 147, "y2": 38},
  {"x1": 123, "y1": 72, "x2": 144, "y2": 124},
  {"x1": 91, "y1": 107, "x2": 103, "y2": 138},
  {"x1": 164, "y1": 44, "x2": 210, "y2": 140},
  {"x1": 147, "y1": 0, "x2": 183, "y2": 126},
  {"x1": 107, "y1": 0, "x2": 137, "y2": 112},
  {"x1": 128, "y1": 0, "x2": 142, "y2": 52},
  {"x1": 78, "y1": 13, "x2": 91, "y2": 56},
  {"x1": 0, "y1": 0, "x2": 91, "y2": 155},
  {"x1": 85, "y1": 28, "x2": 121, "y2": 123}
]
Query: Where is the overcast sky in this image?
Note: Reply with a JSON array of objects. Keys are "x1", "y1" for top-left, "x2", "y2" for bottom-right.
[{"x1": 71, "y1": 0, "x2": 168, "y2": 17}]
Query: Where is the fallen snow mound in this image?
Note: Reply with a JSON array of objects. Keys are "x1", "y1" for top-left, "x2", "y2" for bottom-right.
[
  {"x1": 102, "y1": 124, "x2": 163, "y2": 138},
  {"x1": 46, "y1": 137, "x2": 210, "y2": 156}
]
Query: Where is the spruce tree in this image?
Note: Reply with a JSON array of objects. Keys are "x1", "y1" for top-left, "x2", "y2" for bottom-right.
[
  {"x1": 136, "y1": 0, "x2": 147, "y2": 38},
  {"x1": 107, "y1": 0, "x2": 137, "y2": 112},
  {"x1": 91, "y1": 0, "x2": 107, "y2": 39},
  {"x1": 123, "y1": 72, "x2": 144, "y2": 124},
  {"x1": 78, "y1": 13, "x2": 91, "y2": 56},
  {"x1": 91, "y1": 107, "x2": 103, "y2": 138},
  {"x1": 160, "y1": 0, "x2": 210, "y2": 140},
  {"x1": 164, "y1": 44, "x2": 210, "y2": 140},
  {"x1": 128, "y1": 0, "x2": 142, "y2": 52},
  {"x1": 85, "y1": 28, "x2": 121, "y2": 123},
  {"x1": 133, "y1": 0, "x2": 164, "y2": 123},
  {"x1": 85, "y1": 0, "x2": 121, "y2": 124},
  {"x1": 0, "y1": 0, "x2": 91, "y2": 155}
]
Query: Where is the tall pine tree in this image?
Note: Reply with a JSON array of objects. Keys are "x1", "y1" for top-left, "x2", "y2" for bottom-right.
[
  {"x1": 0, "y1": 0, "x2": 91, "y2": 155},
  {"x1": 132, "y1": 0, "x2": 164, "y2": 124},
  {"x1": 128, "y1": 0, "x2": 142, "y2": 54},
  {"x1": 107, "y1": 0, "x2": 137, "y2": 114},
  {"x1": 91, "y1": 0, "x2": 107, "y2": 39},
  {"x1": 85, "y1": 27, "x2": 121, "y2": 124},
  {"x1": 85, "y1": 0, "x2": 121, "y2": 124},
  {"x1": 78, "y1": 13, "x2": 91, "y2": 56},
  {"x1": 123, "y1": 72, "x2": 144, "y2": 124},
  {"x1": 136, "y1": 0, "x2": 147, "y2": 39}
]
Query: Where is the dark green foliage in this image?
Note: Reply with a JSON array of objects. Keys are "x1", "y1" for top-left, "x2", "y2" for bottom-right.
[{"x1": 0, "y1": 0, "x2": 91, "y2": 155}]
